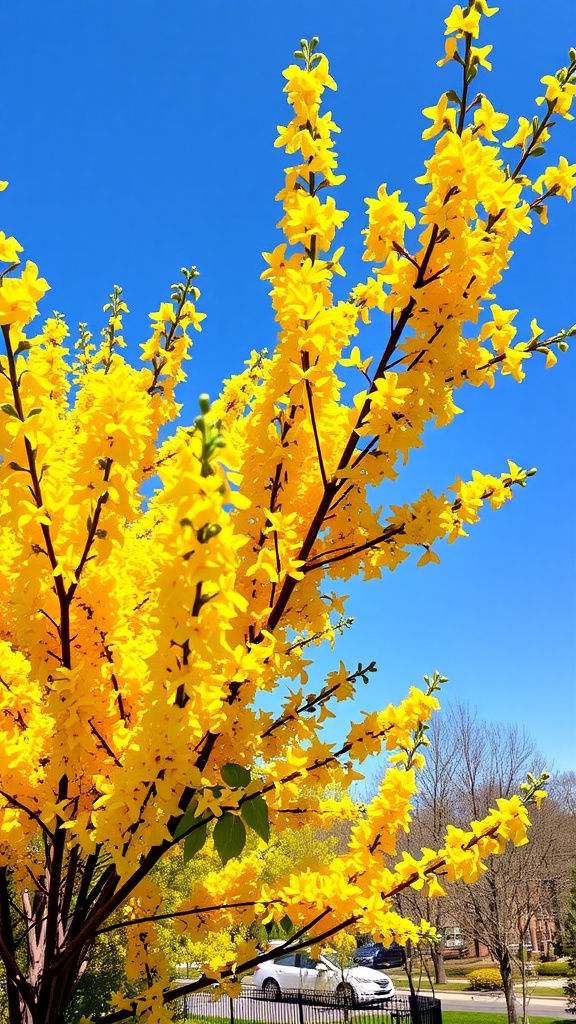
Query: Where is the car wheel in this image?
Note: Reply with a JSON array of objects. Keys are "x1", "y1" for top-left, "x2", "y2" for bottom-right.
[
  {"x1": 262, "y1": 979, "x2": 281, "y2": 1001},
  {"x1": 336, "y1": 983, "x2": 356, "y2": 1008}
]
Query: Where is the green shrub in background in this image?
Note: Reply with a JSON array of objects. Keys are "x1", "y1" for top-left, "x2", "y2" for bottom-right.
[
  {"x1": 536, "y1": 960, "x2": 572, "y2": 977},
  {"x1": 467, "y1": 968, "x2": 504, "y2": 991}
]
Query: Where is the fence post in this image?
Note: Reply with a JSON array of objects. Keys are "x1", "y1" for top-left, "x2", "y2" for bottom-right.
[
  {"x1": 229, "y1": 993, "x2": 235, "y2": 1024},
  {"x1": 410, "y1": 993, "x2": 421, "y2": 1024},
  {"x1": 298, "y1": 988, "x2": 305, "y2": 1024}
]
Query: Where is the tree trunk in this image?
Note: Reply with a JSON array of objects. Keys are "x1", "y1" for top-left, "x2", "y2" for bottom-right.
[
  {"x1": 13, "y1": 961, "x2": 85, "y2": 1024},
  {"x1": 497, "y1": 947, "x2": 518, "y2": 1024},
  {"x1": 430, "y1": 946, "x2": 447, "y2": 984}
]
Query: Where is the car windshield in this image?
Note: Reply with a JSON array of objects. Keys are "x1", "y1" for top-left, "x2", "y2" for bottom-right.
[{"x1": 322, "y1": 952, "x2": 340, "y2": 968}]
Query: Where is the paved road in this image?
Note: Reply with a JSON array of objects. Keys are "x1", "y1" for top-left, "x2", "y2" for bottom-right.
[{"x1": 437, "y1": 988, "x2": 571, "y2": 1018}]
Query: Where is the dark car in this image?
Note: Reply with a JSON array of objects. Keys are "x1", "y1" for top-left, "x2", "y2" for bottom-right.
[{"x1": 353, "y1": 942, "x2": 405, "y2": 970}]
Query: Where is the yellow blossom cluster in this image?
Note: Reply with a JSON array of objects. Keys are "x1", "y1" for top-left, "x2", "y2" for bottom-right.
[{"x1": 0, "y1": 7, "x2": 570, "y2": 1020}]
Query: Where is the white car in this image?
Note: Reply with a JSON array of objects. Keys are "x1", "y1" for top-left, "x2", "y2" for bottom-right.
[{"x1": 244, "y1": 949, "x2": 395, "y2": 1004}]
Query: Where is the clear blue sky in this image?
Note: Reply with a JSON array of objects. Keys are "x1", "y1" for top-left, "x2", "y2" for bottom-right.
[{"x1": 2, "y1": 1, "x2": 574, "y2": 772}]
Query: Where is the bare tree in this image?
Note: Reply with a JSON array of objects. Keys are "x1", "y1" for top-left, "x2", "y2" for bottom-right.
[
  {"x1": 395, "y1": 714, "x2": 463, "y2": 983},
  {"x1": 388, "y1": 705, "x2": 576, "y2": 1024}
]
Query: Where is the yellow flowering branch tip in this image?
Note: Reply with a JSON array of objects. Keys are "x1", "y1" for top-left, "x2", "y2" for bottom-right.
[
  {"x1": 191, "y1": 393, "x2": 228, "y2": 479},
  {"x1": 519, "y1": 771, "x2": 550, "y2": 810},
  {"x1": 397, "y1": 670, "x2": 447, "y2": 771},
  {"x1": 293, "y1": 36, "x2": 323, "y2": 73}
]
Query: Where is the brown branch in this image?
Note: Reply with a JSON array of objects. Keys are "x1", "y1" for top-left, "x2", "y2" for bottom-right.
[
  {"x1": 350, "y1": 435, "x2": 379, "y2": 471},
  {"x1": 0, "y1": 867, "x2": 34, "y2": 1021},
  {"x1": 304, "y1": 372, "x2": 328, "y2": 489},
  {"x1": 261, "y1": 679, "x2": 343, "y2": 739},
  {"x1": 95, "y1": 899, "x2": 271, "y2": 936},
  {"x1": 2, "y1": 324, "x2": 71, "y2": 666},
  {"x1": 67, "y1": 851, "x2": 100, "y2": 939},
  {"x1": 99, "y1": 632, "x2": 128, "y2": 723},
  {"x1": 0, "y1": 788, "x2": 54, "y2": 840},
  {"x1": 305, "y1": 523, "x2": 404, "y2": 573},
  {"x1": 457, "y1": 34, "x2": 472, "y2": 136},
  {"x1": 88, "y1": 720, "x2": 122, "y2": 767},
  {"x1": 265, "y1": 299, "x2": 416, "y2": 634},
  {"x1": 68, "y1": 457, "x2": 113, "y2": 601},
  {"x1": 327, "y1": 482, "x2": 355, "y2": 514},
  {"x1": 445, "y1": 331, "x2": 564, "y2": 384},
  {"x1": 60, "y1": 846, "x2": 80, "y2": 938},
  {"x1": 306, "y1": 473, "x2": 522, "y2": 575},
  {"x1": 39, "y1": 774, "x2": 68, "y2": 999},
  {"x1": 38, "y1": 608, "x2": 61, "y2": 637}
]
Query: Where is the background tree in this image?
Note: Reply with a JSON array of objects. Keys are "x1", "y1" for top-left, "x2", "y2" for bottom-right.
[
  {"x1": 564, "y1": 871, "x2": 576, "y2": 1013},
  {"x1": 393, "y1": 706, "x2": 576, "y2": 1022},
  {"x1": 393, "y1": 713, "x2": 462, "y2": 984},
  {"x1": 0, "y1": 5, "x2": 574, "y2": 1023}
]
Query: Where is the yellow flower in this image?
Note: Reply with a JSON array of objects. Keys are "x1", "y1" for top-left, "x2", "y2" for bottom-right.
[
  {"x1": 534, "y1": 156, "x2": 576, "y2": 201},
  {"x1": 503, "y1": 116, "x2": 532, "y2": 149},
  {"x1": 0, "y1": 232, "x2": 23, "y2": 264},
  {"x1": 422, "y1": 94, "x2": 457, "y2": 140},
  {"x1": 0, "y1": 261, "x2": 50, "y2": 325},
  {"x1": 471, "y1": 44, "x2": 493, "y2": 70},
  {"x1": 473, "y1": 98, "x2": 508, "y2": 141},
  {"x1": 444, "y1": 4, "x2": 481, "y2": 38},
  {"x1": 437, "y1": 37, "x2": 460, "y2": 68},
  {"x1": 536, "y1": 76, "x2": 576, "y2": 119}
]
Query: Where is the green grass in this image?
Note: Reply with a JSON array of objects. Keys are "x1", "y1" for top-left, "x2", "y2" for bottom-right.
[
  {"x1": 527, "y1": 988, "x2": 568, "y2": 998},
  {"x1": 172, "y1": 1011, "x2": 569, "y2": 1024},
  {"x1": 391, "y1": 978, "x2": 568, "y2": 998},
  {"x1": 393, "y1": 979, "x2": 471, "y2": 992},
  {"x1": 442, "y1": 1014, "x2": 567, "y2": 1024}
]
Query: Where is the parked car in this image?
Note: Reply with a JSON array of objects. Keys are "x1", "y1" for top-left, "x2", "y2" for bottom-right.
[
  {"x1": 243, "y1": 950, "x2": 395, "y2": 1004},
  {"x1": 353, "y1": 942, "x2": 405, "y2": 969},
  {"x1": 442, "y1": 944, "x2": 467, "y2": 959}
]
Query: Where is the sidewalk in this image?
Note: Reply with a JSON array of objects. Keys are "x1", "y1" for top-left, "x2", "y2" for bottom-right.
[{"x1": 434, "y1": 988, "x2": 572, "y2": 1019}]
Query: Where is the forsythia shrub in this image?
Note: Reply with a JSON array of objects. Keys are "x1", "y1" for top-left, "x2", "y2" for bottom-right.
[
  {"x1": 0, "y1": 3, "x2": 574, "y2": 1023},
  {"x1": 468, "y1": 968, "x2": 505, "y2": 990}
]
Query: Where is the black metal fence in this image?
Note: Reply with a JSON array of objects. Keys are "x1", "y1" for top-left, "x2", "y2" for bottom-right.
[{"x1": 172, "y1": 985, "x2": 442, "y2": 1024}]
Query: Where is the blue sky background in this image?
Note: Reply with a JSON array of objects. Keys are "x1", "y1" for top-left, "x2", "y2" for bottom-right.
[{"x1": 1, "y1": 1, "x2": 574, "y2": 773}]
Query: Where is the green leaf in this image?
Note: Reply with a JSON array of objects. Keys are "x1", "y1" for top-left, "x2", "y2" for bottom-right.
[
  {"x1": 9, "y1": 462, "x2": 27, "y2": 472},
  {"x1": 241, "y1": 795, "x2": 270, "y2": 842},
  {"x1": 221, "y1": 763, "x2": 251, "y2": 788},
  {"x1": 14, "y1": 341, "x2": 31, "y2": 355},
  {"x1": 27, "y1": 408, "x2": 42, "y2": 418},
  {"x1": 280, "y1": 914, "x2": 293, "y2": 934},
  {"x1": 174, "y1": 808, "x2": 197, "y2": 840},
  {"x1": 531, "y1": 146, "x2": 546, "y2": 157},
  {"x1": 174, "y1": 805, "x2": 208, "y2": 862},
  {"x1": 184, "y1": 821, "x2": 207, "y2": 863},
  {"x1": 213, "y1": 813, "x2": 246, "y2": 864},
  {"x1": 0, "y1": 404, "x2": 19, "y2": 418}
]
